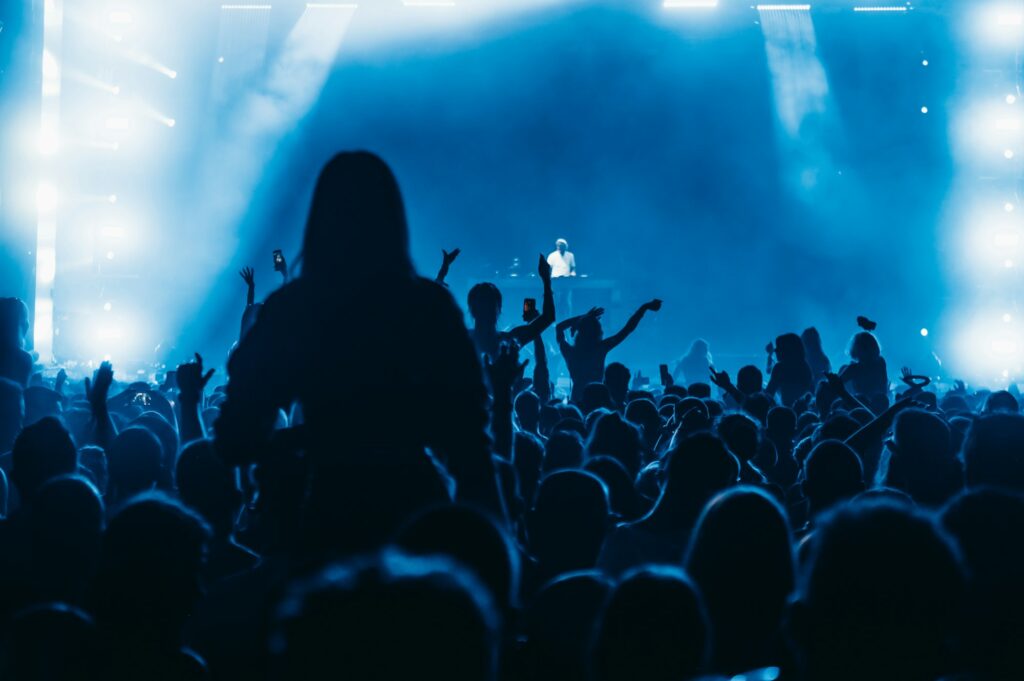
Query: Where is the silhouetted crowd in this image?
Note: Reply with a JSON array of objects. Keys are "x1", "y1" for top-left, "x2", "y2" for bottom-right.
[{"x1": 0, "y1": 152, "x2": 1022, "y2": 681}]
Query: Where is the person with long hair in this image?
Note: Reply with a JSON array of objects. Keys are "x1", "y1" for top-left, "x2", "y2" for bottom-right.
[{"x1": 215, "y1": 152, "x2": 504, "y2": 543}]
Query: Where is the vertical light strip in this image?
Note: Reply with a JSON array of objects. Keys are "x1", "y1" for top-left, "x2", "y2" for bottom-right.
[{"x1": 35, "y1": 0, "x2": 64, "y2": 362}]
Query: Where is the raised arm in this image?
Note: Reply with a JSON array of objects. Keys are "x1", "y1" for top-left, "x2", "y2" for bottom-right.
[
  {"x1": 557, "y1": 307, "x2": 603, "y2": 353},
  {"x1": 240, "y1": 267, "x2": 255, "y2": 307},
  {"x1": 709, "y1": 367, "x2": 746, "y2": 405},
  {"x1": 507, "y1": 254, "x2": 555, "y2": 347},
  {"x1": 84, "y1": 361, "x2": 117, "y2": 450},
  {"x1": 604, "y1": 299, "x2": 662, "y2": 351},
  {"x1": 177, "y1": 353, "x2": 216, "y2": 446},
  {"x1": 435, "y1": 248, "x2": 460, "y2": 287}
]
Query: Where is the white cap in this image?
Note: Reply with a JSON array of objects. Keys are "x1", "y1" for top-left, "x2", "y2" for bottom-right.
[{"x1": 556, "y1": 238, "x2": 568, "y2": 247}]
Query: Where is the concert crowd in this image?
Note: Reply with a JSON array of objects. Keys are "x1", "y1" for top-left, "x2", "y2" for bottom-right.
[{"x1": 0, "y1": 152, "x2": 1022, "y2": 681}]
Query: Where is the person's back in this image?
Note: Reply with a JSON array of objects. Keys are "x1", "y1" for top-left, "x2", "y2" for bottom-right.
[
  {"x1": 0, "y1": 298, "x2": 32, "y2": 388},
  {"x1": 215, "y1": 152, "x2": 496, "y2": 520},
  {"x1": 792, "y1": 499, "x2": 966, "y2": 681},
  {"x1": 767, "y1": 334, "x2": 814, "y2": 407}
]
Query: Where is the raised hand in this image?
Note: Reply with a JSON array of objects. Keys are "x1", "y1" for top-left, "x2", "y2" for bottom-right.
[
  {"x1": 952, "y1": 379, "x2": 967, "y2": 395},
  {"x1": 239, "y1": 267, "x2": 255, "y2": 288},
  {"x1": 485, "y1": 342, "x2": 528, "y2": 396},
  {"x1": 642, "y1": 298, "x2": 663, "y2": 313},
  {"x1": 585, "y1": 306, "x2": 605, "y2": 320},
  {"x1": 765, "y1": 342, "x2": 775, "y2": 355},
  {"x1": 824, "y1": 371, "x2": 846, "y2": 394},
  {"x1": 537, "y1": 253, "x2": 552, "y2": 283},
  {"x1": 55, "y1": 368, "x2": 67, "y2": 394},
  {"x1": 709, "y1": 366, "x2": 732, "y2": 389},
  {"x1": 443, "y1": 248, "x2": 461, "y2": 269},
  {"x1": 177, "y1": 353, "x2": 215, "y2": 404},
  {"x1": 84, "y1": 361, "x2": 114, "y2": 410}
]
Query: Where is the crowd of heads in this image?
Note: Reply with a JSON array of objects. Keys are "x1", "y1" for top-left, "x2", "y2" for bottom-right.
[{"x1": 0, "y1": 153, "x2": 1022, "y2": 680}]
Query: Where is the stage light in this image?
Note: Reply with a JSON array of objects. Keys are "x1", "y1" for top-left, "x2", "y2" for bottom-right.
[
  {"x1": 108, "y1": 194, "x2": 118, "y2": 204},
  {"x1": 106, "y1": 251, "x2": 115, "y2": 260},
  {"x1": 105, "y1": 115, "x2": 132, "y2": 131},
  {"x1": 920, "y1": 328, "x2": 929, "y2": 337},
  {"x1": 36, "y1": 183, "x2": 58, "y2": 214},
  {"x1": 402, "y1": 0, "x2": 456, "y2": 6},
  {"x1": 1005, "y1": 149, "x2": 1015, "y2": 159},
  {"x1": 996, "y1": 117, "x2": 1021, "y2": 131},
  {"x1": 921, "y1": 59, "x2": 929, "y2": 66},
  {"x1": 852, "y1": 6, "x2": 908, "y2": 12},
  {"x1": 218, "y1": 56, "x2": 225, "y2": 63},
  {"x1": 36, "y1": 247, "x2": 56, "y2": 285},
  {"x1": 993, "y1": 231, "x2": 1019, "y2": 249},
  {"x1": 1006, "y1": 202, "x2": 1016, "y2": 212},
  {"x1": 39, "y1": 128, "x2": 59, "y2": 155},
  {"x1": 108, "y1": 9, "x2": 133, "y2": 25},
  {"x1": 1009, "y1": 94, "x2": 1018, "y2": 104},
  {"x1": 104, "y1": 302, "x2": 112, "y2": 312},
  {"x1": 1005, "y1": 313, "x2": 1013, "y2": 323},
  {"x1": 167, "y1": 119, "x2": 176, "y2": 128},
  {"x1": 112, "y1": 85, "x2": 121, "y2": 95},
  {"x1": 1006, "y1": 258, "x2": 1016, "y2": 268},
  {"x1": 921, "y1": 106, "x2": 929, "y2": 114}
]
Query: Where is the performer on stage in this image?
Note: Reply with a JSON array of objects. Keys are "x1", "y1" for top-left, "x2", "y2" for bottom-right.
[{"x1": 547, "y1": 238, "x2": 576, "y2": 278}]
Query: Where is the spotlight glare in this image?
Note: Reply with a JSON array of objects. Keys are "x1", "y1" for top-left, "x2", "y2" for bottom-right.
[
  {"x1": 108, "y1": 10, "x2": 133, "y2": 25},
  {"x1": 108, "y1": 194, "x2": 118, "y2": 204},
  {"x1": 1005, "y1": 313, "x2": 1013, "y2": 323},
  {"x1": 106, "y1": 251, "x2": 115, "y2": 260},
  {"x1": 1009, "y1": 94, "x2": 1018, "y2": 104},
  {"x1": 993, "y1": 231, "x2": 1020, "y2": 249},
  {"x1": 39, "y1": 129, "x2": 59, "y2": 155},
  {"x1": 1007, "y1": 202, "x2": 1016, "y2": 212},
  {"x1": 920, "y1": 328, "x2": 929, "y2": 337},
  {"x1": 921, "y1": 106, "x2": 929, "y2": 114},
  {"x1": 103, "y1": 302, "x2": 113, "y2": 312},
  {"x1": 36, "y1": 182, "x2": 58, "y2": 213},
  {"x1": 921, "y1": 59, "x2": 929, "y2": 66},
  {"x1": 1006, "y1": 149, "x2": 1016, "y2": 159}
]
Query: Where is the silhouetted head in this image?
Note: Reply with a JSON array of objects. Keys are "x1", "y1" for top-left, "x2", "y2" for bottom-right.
[
  {"x1": 581, "y1": 383, "x2": 614, "y2": 415},
  {"x1": 603, "y1": 363, "x2": 630, "y2": 405},
  {"x1": 802, "y1": 440, "x2": 864, "y2": 516},
  {"x1": 983, "y1": 390, "x2": 1019, "y2": 413},
  {"x1": 30, "y1": 475, "x2": 104, "y2": 604},
  {"x1": 396, "y1": 504, "x2": 519, "y2": 614},
  {"x1": 590, "y1": 566, "x2": 709, "y2": 681},
  {"x1": 514, "y1": 390, "x2": 541, "y2": 433},
  {"x1": 801, "y1": 326, "x2": 825, "y2": 355},
  {"x1": 524, "y1": 571, "x2": 613, "y2": 681},
  {"x1": 585, "y1": 411, "x2": 642, "y2": 478},
  {"x1": 685, "y1": 339, "x2": 710, "y2": 360},
  {"x1": 661, "y1": 432, "x2": 739, "y2": 512},
  {"x1": 688, "y1": 382, "x2": 712, "y2": 399},
  {"x1": 793, "y1": 500, "x2": 966, "y2": 681},
  {"x1": 556, "y1": 238, "x2": 568, "y2": 254},
  {"x1": 767, "y1": 406, "x2": 797, "y2": 442},
  {"x1": 775, "y1": 333, "x2": 806, "y2": 363},
  {"x1": 11, "y1": 416, "x2": 77, "y2": 500},
  {"x1": 575, "y1": 315, "x2": 603, "y2": 345},
  {"x1": 584, "y1": 455, "x2": 645, "y2": 521},
  {"x1": 528, "y1": 471, "x2": 609, "y2": 578},
  {"x1": 742, "y1": 392, "x2": 772, "y2": 425},
  {"x1": 106, "y1": 427, "x2": 163, "y2": 501},
  {"x1": 684, "y1": 486, "x2": 794, "y2": 674},
  {"x1": 0, "y1": 297, "x2": 30, "y2": 348},
  {"x1": 467, "y1": 283, "x2": 502, "y2": 326},
  {"x1": 962, "y1": 413, "x2": 1024, "y2": 492},
  {"x1": 848, "y1": 331, "x2": 881, "y2": 362},
  {"x1": 941, "y1": 488, "x2": 1024, "y2": 680},
  {"x1": 275, "y1": 551, "x2": 498, "y2": 681},
  {"x1": 176, "y1": 439, "x2": 243, "y2": 538},
  {"x1": 514, "y1": 432, "x2": 544, "y2": 506},
  {"x1": 543, "y1": 430, "x2": 584, "y2": 473},
  {"x1": 736, "y1": 365, "x2": 763, "y2": 395},
  {"x1": 883, "y1": 408, "x2": 961, "y2": 506},
  {"x1": 716, "y1": 413, "x2": 760, "y2": 463},
  {"x1": 301, "y1": 151, "x2": 413, "y2": 281},
  {"x1": 0, "y1": 604, "x2": 102, "y2": 680},
  {"x1": 93, "y1": 492, "x2": 211, "y2": 642}
]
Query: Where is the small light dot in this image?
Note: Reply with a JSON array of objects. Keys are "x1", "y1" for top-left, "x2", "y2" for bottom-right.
[
  {"x1": 1009, "y1": 94, "x2": 1018, "y2": 104},
  {"x1": 217, "y1": 56, "x2": 224, "y2": 63},
  {"x1": 1007, "y1": 202, "x2": 1016, "y2": 212},
  {"x1": 920, "y1": 328, "x2": 929, "y2": 337},
  {"x1": 106, "y1": 251, "x2": 115, "y2": 260},
  {"x1": 921, "y1": 106, "x2": 929, "y2": 114},
  {"x1": 103, "y1": 302, "x2": 112, "y2": 311},
  {"x1": 1006, "y1": 149, "x2": 1016, "y2": 159},
  {"x1": 108, "y1": 194, "x2": 118, "y2": 204},
  {"x1": 1005, "y1": 313, "x2": 1014, "y2": 323},
  {"x1": 112, "y1": 85, "x2": 121, "y2": 95},
  {"x1": 922, "y1": 59, "x2": 929, "y2": 66}
]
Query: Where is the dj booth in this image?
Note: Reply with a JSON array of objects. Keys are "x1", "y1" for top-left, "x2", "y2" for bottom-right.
[{"x1": 496, "y1": 275, "x2": 621, "y2": 317}]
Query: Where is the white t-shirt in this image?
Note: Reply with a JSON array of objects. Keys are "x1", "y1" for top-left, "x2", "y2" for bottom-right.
[{"x1": 547, "y1": 250, "x2": 576, "y2": 278}]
